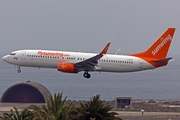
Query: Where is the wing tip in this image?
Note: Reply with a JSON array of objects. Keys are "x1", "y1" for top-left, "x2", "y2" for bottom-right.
[{"x1": 100, "y1": 42, "x2": 111, "y2": 54}]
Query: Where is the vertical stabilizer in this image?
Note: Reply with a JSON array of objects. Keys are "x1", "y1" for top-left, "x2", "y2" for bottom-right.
[{"x1": 131, "y1": 28, "x2": 175, "y2": 59}]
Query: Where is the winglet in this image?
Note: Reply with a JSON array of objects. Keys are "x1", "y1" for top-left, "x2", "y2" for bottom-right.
[
  {"x1": 100, "y1": 42, "x2": 111, "y2": 54},
  {"x1": 115, "y1": 49, "x2": 121, "y2": 55}
]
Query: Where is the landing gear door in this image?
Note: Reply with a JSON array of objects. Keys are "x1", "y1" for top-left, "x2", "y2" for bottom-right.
[{"x1": 21, "y1": 51, "x2": 26, "y2": 60}]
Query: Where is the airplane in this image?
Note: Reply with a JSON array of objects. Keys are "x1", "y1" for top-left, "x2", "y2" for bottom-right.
[{"x1": 2, "y1": 28, "x2": 175, "y2": 79}]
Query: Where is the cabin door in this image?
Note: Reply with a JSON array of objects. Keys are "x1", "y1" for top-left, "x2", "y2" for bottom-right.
[{"x1": 21, "y1": 51, "x2": 26, "y2": 60}]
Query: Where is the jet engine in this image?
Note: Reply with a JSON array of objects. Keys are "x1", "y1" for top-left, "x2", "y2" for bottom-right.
[{"x1": 57, "y1": 62, "x2": 78, "y2": 73}]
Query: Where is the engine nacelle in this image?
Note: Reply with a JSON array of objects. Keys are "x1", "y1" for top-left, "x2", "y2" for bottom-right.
[{"x1": 57, "y1": 62, "x2": 78, "y2": 73}]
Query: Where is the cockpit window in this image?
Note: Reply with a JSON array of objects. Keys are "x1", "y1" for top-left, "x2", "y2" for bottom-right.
[{"x1": 10, "y1": 53, "x2": 16, "y2": 55}]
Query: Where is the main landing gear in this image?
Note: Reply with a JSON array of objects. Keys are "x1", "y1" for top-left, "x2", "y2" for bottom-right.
[
  {"x1": 17, "y1": 67, "x2": 21, "y2": 73},
  {"x1": 83, "y1": 71, "x2": 91, "y2": 79}
]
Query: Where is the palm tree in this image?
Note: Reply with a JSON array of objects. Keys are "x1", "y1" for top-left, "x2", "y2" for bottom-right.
[
  {"x1": 69, "y1": 94, "x2": 121, "y2": 120},
  {"x1": 0, "y1": 106, "x2": 33, "y2": 120},
  {"x1": 30, "y1": 92, "x2": 73, "y2": 120}
]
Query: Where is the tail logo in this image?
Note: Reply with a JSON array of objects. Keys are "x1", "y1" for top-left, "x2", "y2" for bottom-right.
[{"x1": 152, "y1": 35, "x2": 172, "y2": 56}]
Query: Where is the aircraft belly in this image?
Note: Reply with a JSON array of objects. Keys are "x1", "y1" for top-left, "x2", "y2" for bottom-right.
[{"x1": 99, "y1": 64, "x2": 135, "y2": 72}]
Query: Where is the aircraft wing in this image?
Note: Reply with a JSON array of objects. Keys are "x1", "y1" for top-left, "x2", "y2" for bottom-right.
[{"x1": 74, "y1": 42, "x2": 111, "y2": 71}]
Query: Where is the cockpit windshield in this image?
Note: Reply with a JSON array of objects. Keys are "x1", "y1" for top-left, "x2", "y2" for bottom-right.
[{"x1": 10, "y1": 53, "x2": 16, "y2": 55}]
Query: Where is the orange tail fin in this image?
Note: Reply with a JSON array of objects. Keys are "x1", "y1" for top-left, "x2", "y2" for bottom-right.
[{"x1": 131, "y1": 28, "x2": 175, "y2": 59}]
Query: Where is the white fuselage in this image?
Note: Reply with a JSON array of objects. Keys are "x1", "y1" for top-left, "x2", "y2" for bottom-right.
[
  {"x1": 2, "y1": 28, "x2": 175, "y2": 78},
  {"x1": 2, "y1": 50, "x2": 155, "y2": 73}
]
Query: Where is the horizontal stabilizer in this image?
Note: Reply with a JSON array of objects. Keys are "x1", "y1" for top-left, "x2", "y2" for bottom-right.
[{"x1": 153, "y1": 57, "x2": 173, "y2": 63}]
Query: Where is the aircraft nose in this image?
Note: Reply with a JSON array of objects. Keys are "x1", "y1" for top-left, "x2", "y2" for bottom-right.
[{"x1": 2, "y1": 55, "x2": 9, "y2": 62}]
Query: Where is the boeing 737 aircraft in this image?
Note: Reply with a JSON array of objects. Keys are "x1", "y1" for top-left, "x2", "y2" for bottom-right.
[{"x1": 2, "y1": 28, "x2": 175, "y2": 78}]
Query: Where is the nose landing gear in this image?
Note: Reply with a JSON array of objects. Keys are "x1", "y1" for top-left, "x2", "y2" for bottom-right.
[
  {"x1": 17, "y1": 67, "x2": 21, "y2": 73},
  {"x1": 83, "y1": 71, "x2": 91, "y2": 79}
]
